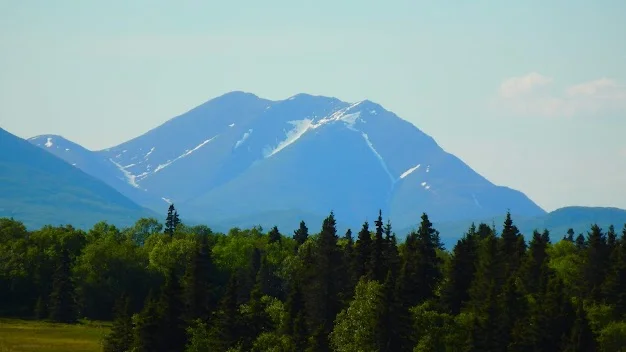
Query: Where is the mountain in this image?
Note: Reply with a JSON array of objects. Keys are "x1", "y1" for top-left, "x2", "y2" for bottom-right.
[
  {"x1": 0, "y1": 128, "x2": 158, "y2": 230},
  {"x1": 28, "y1": 134, "x2": 165, "y2": 210},
  {"x1": 29, "y1": 91, "x2": 546, "y2": 231}
]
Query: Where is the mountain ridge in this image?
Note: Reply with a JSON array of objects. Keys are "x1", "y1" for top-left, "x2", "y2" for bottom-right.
[{"x1": 27, "y1": 91, "x2": 547, "y2": 230}]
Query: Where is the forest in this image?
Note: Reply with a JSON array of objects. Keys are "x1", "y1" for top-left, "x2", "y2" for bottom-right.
[{"x1": 1, "y1": 204, "x2": 625, "y2": 352}]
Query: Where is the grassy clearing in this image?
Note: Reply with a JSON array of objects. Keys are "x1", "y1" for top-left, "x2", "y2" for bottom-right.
[{"x1": 0, "y1": 318, "x2": 110, "y2": 352}]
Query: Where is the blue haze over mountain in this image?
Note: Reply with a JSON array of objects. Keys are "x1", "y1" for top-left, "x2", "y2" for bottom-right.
[
  {"x1": 0, "y1": 127, "x2": 157, "y2": 229},
  {"x1": 28, "y1": 91, "x2": 546, "y2": 231}
]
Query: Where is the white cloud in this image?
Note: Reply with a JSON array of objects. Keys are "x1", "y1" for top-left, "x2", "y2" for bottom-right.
[
  {"x1": 495, "y1": 73, "x2": 626, "y2": 117},
  {"x1": 498, "y1": 72, "x2": 553, "y2": 98}
]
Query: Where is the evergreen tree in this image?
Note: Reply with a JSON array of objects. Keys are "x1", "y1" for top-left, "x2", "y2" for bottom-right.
[
  {"x1": 382, "y1": 220, "x2": 401, "y2": 277},
  {"x1": 268, "y1": 226, "x2": 281, "y2": 244},
  {"x1": 341, "y1": 228, "x2": 358, "y2": 302},
  {"x1": 283, "y1": 281, "x2": 308, "y2": 351},
  {"x1": 210, "y1": 275, "x2": 243, "y2": 351},
  {"x1": 576, "y1": 233, "x2": 587, "y2": 249},
  {"x1": 132, "y1": 291, "x2": 162, "y2": 352},
  {"x1": 165, "y1": 204, "x2": 181, "y2": 237},
  {"x1": 499, "y1": 211, "x2": 526, "y2": 278},
  {"x1": 158, "y1": 270, "x2": 186, "y2": 352},
  {"x1": 369, "y1": 210, "x2": 386, "y2": 282},
  {"x1": 256, "y1": 253, "x2": 283, "y2": 300},
  {"x1": 520, "y1": 229, "x2": 551, "y2": 295},
  {"x1": 602, "y1": 224, "x2": 626, "y2": 317},
  {"x1": 181, "y1": 237, "x2": 214, "y2": 324},
  {"x1": 584, "y1": 224, "x2": 609, "y2": 300},
  {"x1": 440, "y1": 224, "x2": 479, "y2": 314},
  {"x1": 303, "y1": 211, "x2": 342, "y2": 352},
  {"x1": 564, "y1": 301, "x2": 597, "y2": 351},
  {"x1": 468, "y1": 231, "x2": 501, "y2": 312},
  {"x1": 241, "y1": 281, "x2": 272, "y2": 350},
  {"x1": 565, "y1": 228, "x2": 575, "y2": 242},
  {"x1": 394, "y1": 213, "x2": 442, "y2": 351},
  {"x1": 103, "y1": 294, "x2": 133, "y2": 352},
  {"x1": 414, "y1": 213, "x2": 443, "y2": 303},
  {"x1": 380, "y1": 270, "x2": 399, "y2": 351},
  {"x1": 354, "y1": 221, "x2": 372, "y2": 280},
  {"x1": 48, "y1": 248, "x2": 77, "y2": 323},
  {"x1": 293, "y1": 220, "x2": 309, "y2": 246}
]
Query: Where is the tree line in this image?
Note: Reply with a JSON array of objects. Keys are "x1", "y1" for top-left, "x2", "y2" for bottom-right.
[{"x1": 1, "y1": 204, "x2": 625, "y2": 351}]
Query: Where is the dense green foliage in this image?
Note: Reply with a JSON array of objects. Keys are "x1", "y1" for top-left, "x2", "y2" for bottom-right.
[{"x1": 1, "y1": 206, "x2": 625, "y2": 351}]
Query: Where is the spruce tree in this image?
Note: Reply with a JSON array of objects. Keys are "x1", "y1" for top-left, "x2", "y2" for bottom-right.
[
  {"x1": 132, "y1": 291, "x2": 162, "y2": 352},
  {"x1": 181, "y1": 237, "x2": 214, "y2": 324},
  {"x1": 499, "y1": 211, "x2": 526, "y2": 278},
  {"x1": 602, "y1": 224, "x2": 626, "y2": 317},
  {"x1": 520, "y1": 229, "x2": 551, "y2": 295},
  {"x1": 414, "y1": 213, "x2": 443, "y2": 303},
  {"x1": 48, "y1": 248, "x2": 77, "y2": 323},
  {"x1": 575, "y1": 233, "x2": 587, "y2": 249},
  {"x1": 268, "y1": 226, "x2": 281, "y2": 244},
  {"x1": 341, "y1": 228, "x2": 358, "y2": 303},
  {"x1": 382, "y1": 220, "x2": 401, "y2": 277},
  {"x1": 354, "y1": 221, "x2": 372, "y2": 280},
  {"x1": 165, "y1": 204, "x2": 180, "y2": 237},
  {"x1": 158, "y1": 269, "x2": 186, "y2": 351},
  {"x1": 584, "y1": 224, "x2": 609, "y2": 300},
  {"x1": 303, "y1": 211, "x2": 342, "y2": 352},
  {"x1": 565, "y1": 228, "x2": 575, "y2": 242},
  {"x1": 256, "y1": 253, "x2": 283, "y2": 300},
  {"x1": 293, "y1": 220, "x2": 309, "y2": 246},
  {"x1": 468, "y1": 231, "x2": 500, "y2": 312},
  {"x1": 210, "y1": 275, "x2": 242, "y2": 351},
  {"x1": 440, "y1": 224, "x2": 479, "y2": 314},
  {"x1": 283, "y1": 280, "x2": 308, "y2": 351},
  {"x1": 369, "y1": 210, "x2": 386, "y2": 282},
  {"x1": 564, "y1": 301, "x2": 597, "y2": 351},
  {"x1": 103, "y1": 294, "x2": 133, "y2": 352}
]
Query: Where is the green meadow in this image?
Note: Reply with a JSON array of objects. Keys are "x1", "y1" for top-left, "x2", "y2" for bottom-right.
[{"x1": 0, "y1": 319, "x2": 109, "y2": 352}]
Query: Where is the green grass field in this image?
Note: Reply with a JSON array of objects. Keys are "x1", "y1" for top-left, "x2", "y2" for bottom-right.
[{"x1": 0, "y1": 319, "x2": 110, "y2": 352}]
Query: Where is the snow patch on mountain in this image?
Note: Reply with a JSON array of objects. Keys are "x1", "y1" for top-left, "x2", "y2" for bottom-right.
[
  {"x1": 472, "y1": 194, "x2": 482, "y2": 208},
  {"x1": 109, "y1": 158, "x2": 141, "y2": 188},
  {"x1": 229, "y1": 123, "x2": 235, "y2": 127},
  {"x1": 339, "y1": 112, "x2": 361, "y2": 131},
  {"x1": 235, "y1": 129, "x2": 253, "y2": 149},
  {"x1": 162, "y1": 197, "x2": 172, "y2": 204},
  {"x1": 400, "y1": 164, "x2": 421, "y2": 179},
  {"x1": 45, "y1": 138, "x2": 53, "y2": 148},
  {"x1": 362, "y1": 132, "x2": 395, "y2": 184},
  {"x1": 145, "y1": 147, "x2": 155, "y2": 158},
  {"x1": 314, "y1": 101, "x2": 363, "y2": 128},
  {"x1": 264, "y1": 119, "x2": 314, "y2": 158},
  {"x1": 154, "y1": 136, "x2": 218, "y2": 173}
]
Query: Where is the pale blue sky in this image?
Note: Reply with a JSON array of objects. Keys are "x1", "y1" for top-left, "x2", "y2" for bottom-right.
[{"x1": 1, "y1": 0, "x2": 625, "y2": 212}]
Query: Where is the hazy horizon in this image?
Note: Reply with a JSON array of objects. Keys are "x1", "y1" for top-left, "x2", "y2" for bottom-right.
[{"x1": 1, "y1": 0, "x2": 625, "y2": 212}]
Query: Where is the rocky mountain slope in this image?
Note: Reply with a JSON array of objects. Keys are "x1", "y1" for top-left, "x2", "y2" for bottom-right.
[{"x1": 28, "y1": 91, "x2": 546, "y2": 230}]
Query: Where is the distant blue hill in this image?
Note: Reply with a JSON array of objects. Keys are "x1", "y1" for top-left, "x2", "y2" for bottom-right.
[{"x1": 0, "y1": 128, "x2": 159, "y2": 230}]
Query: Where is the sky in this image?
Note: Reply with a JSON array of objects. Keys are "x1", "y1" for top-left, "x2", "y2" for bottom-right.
[{"x1": 1, "y1": 0, "x2": 625, "y2": 212}]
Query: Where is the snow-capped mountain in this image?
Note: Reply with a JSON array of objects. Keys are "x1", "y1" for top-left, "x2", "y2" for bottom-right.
[{"x1": 29, "y1": 91, "x2": 546, "y2": 230}]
